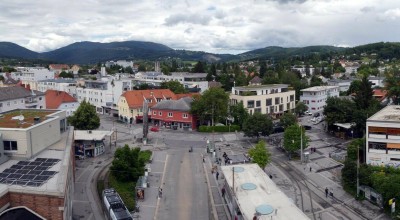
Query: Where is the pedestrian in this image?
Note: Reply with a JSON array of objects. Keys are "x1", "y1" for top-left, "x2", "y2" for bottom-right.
[
  {"x1": 221, "y1": 187, "x2": 225, "y2": 197},
  {"x1": 309, "y1": 166, "x2": 312, "y2": 172},
  {"x1": 269, "y1": 174, "x2": 273, "y2": 179},
  {"x1": 202, "y1": 155, "x2": 205, "y2": 163},
  {"x1": 325, "y1": 187, "x2": 329, "y2": 198},
  {"x1": 216, "y1": 171, "x2": 219, "y2": 180},
  {"x1": 158, "y1": 187, "x2": 163, "y2": 198}
]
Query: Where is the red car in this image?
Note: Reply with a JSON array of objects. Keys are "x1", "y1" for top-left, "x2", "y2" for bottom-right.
[{"x1": 150, "y1": 127, "x2": 159, "y2": 132}]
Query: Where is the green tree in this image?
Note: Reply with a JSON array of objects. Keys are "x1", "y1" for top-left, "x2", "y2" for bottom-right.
[
  {"x1": 160, "y1": 81, "x2": 186, "y2": 94},
  {"x1": 283, "y1": 124, "x2": 309, "y2": 154},
  {"x1": 229, "y1": 101, "x2": 249, "y2": 128},
  {"x1": 190, "y1": 87, "x2": 229, "y2": 126},
  {"x1": 353, "y1": 74, "x2": 374, "y2": 109},
  {"x1": 323, "y1": 97, "x2": 355, "y2": 128},
  {"x1": 385, "y1": 67, "x2": 400, "y2": 104},
  {"x1": 67, "y1": 100, "x2": 100, "y2": 130},
  {"x1": 0, "y1": 75, "x2": 4, "y2": 82},
  {"x1": 280, "y1": 112, "x2": 297, "y2": 129},
  {"x1": 59, "y1": 71, "x2": 74, "y2": 78},
  {"x1": 125, "y1": 66, "x2": 134, "y2": 74},
  {"x1": 242, "y1": 113, "x2": 273, "y2": 139},
  {"x1": 110, "y1": 145, "x2": 146, "y2": 181},
  {"x1": 138, "y1": 64, "x2": 146, "y2": 72},
  {"x1": 2, "y1": 66, "x2": 16, "y2": 72},
  {"x1": 259, "y1": 61, "x2": 267, "y2": 78},
  {"x1": 310, "y1": 75, "x2": 323, "y2": 87},
  {"x1": 135, "y1": 83, "x2": 149, "y2": 90},
  {"x1": 295, "y1": 102, "x2": 308, "y2": 116},
  {"x1": 192, "y1": 61, "x2": 205, "y2": 73},
  {"x1": 249, "y1": 140, "x2": 271, "y2": 169}
]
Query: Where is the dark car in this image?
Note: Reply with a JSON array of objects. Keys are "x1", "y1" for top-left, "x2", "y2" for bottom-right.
[
  {"x1": 303, "y1": 125, "x2": 312, "y2": 130},
  {"x1": 273, "y1": 126, "x2": 285, "y2": 134}
]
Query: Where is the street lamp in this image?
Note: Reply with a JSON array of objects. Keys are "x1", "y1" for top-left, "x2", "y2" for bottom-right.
[
  {"x1": 300, "y1": 125, "x2": 303, "y2": 164},
  {"x1": 354, "y1": 130, "x2": 360, "y2": 197}
]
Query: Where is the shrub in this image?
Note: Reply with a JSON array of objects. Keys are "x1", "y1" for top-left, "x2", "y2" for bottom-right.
[{"x1": 198, "y1": 125, "x2": 240, "y2": 132}]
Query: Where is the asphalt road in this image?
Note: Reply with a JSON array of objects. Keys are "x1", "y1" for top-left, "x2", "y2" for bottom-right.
[{"x1": 157, "y1": 147, "x2": 209, "y2": 220}]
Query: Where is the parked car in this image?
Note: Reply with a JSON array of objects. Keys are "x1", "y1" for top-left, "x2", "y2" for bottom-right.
[
  {"x1": 303, "y1": 125, "x2": 312, "y2": 130},
  {"x1": 304, "y1": 111, "x2": 312, "y2": 116},
  {"x1": 150, "y1": 126, "x2": 159, "y2": 132}
]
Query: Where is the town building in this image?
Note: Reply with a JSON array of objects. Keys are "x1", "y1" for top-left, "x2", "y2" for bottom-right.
[
  {"x1": 0, "y1": 87, "x2": 46, "y2": 113},
  {"x1": 105, "y1": 60, "x2": 134, "y2": 68},
  {"x1": 11, "y1": 67, "x2": 55, "y2": 90},
  {"x1": 45, "y1": 90, "x2": 79, "y2": 116},
  {"x1": 117, "y1": 89, "x2": 177, "y2": 124},
  {"x1": 70, "y1": 65, "x2": 80, "y2": 75},
  {"x1": 230, "y1": 84, "x2": 295, "y2": 116},
  {"x1": 291, "y1": 65, "x2": 315, "y2": 76},
  {"x1": 327, "y1": 79, "x2": 353, "y2": 92},
  {"x1": 49, "y1": 64, "x2": 70, "y2": 74},
  {"x1": 74, "y1": 130, "x2": 112, "y2": 158},
  {"x1": 366, "y1": 105, "x2": 400, "y2": 167},
  {"x1": 37, "y1": 78, "x2": 77, "y2": 98},
  {"x1": 0, "y1": 73, "x2": 19, "y2": 87},
  {"x1": 300, "y1": 86, "x2": 339, "y2": 114},
  {"x1": 220, "y1": 164, "x2": 309, "y2": 220},
  {"x1": 76, "y1": 76, "x2": 132, "y2": 114},
  {"x1": 0, "y1": 109, "x2": 73, "y2": 219},
  {"x1": 368, "y1": 76, "x2": 385, "y2": 88},
  {"x1": 133, "y1": 72, "x2": 208, "y2": 93},
  {"x1": 151, "y1": 96, "x2": 196, "y2": 130}
]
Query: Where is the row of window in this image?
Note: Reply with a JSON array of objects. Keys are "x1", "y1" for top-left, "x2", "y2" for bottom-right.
[
  {"x1": 0, "y1": 97, "x2": 43, "y2": 108},
  {"x1": 3, "y1": 141, "x2": 17, "y2": 151},
  {"x1": 246, "y1": 95, "x2": 294, "y2": 108},
  {"x1": 152, "y1": 111, "x2": 188, "y2": 118}
]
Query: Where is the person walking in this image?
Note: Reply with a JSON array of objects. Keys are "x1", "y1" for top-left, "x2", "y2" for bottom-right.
[
  {"x1": 325, "y1": 187, "x2": 329, "y2": 198},
  {"x1": 309, "y1": 166, "x2": 312, "y2": 172},
  {"x1": 158, "y1": 187, "x2": 163, "y2": 198},
  {"x1": 221, "y1": 187, "x2": 225, "y2": 197},
  {"x1": 216, "y1": 171, "x2": 219, "y2": 180}
]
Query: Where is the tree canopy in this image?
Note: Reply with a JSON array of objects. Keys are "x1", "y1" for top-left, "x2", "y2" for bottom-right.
[
  {"x1": 295, "y1": 101, "x2": 308, "y2": 116},
  {"x1": 283, "y1": 124, "x2": 309, "y2": 154},
  {"x1": 242, "y1": 113, "x2": 273, "y2": 138},
  {"x1": 229, "y1": 101, "x2": 249, "y2": 128},
  {"x1": 249, "y1": 140, "x2": 271, "y2": 169},
  {"x1": 110, "y1": 145, "x2": 149, "y2": 181},
  {"x1": 59, "y1": 71, "x2": 74, "y2": 78},
  {"x1": 280, "y1": 112, "x2": 297, "y2": 129},
  {"x1": 385, "y1": 67, "x2": 400, "y2": 104},
  {"x1": 190, "y1": 87, "x2": 229, "y2": 126},
  {"x1": 160, "y1": 81, "x2": 186, "y2": 94},
  {"x1": 67, "y1": 100, "x2": 100, "y2": 130}
]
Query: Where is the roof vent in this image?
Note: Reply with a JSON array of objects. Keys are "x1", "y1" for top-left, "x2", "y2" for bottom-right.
[{"x1": 33, "y1": 117, "x2": 40, "y2": 124}]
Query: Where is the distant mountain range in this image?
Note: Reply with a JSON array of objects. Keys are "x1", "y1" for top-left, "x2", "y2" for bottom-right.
[{"x1": 0, "y1": 40, "x2": 399, "y2": 64}]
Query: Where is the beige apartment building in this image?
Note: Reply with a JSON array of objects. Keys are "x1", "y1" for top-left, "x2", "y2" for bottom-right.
[{"x1": 230, "y1": 84, "x2": 295, "y2": 116}]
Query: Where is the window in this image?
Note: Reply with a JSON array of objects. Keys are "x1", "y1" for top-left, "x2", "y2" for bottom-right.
[
  {"x1": 0, "y1": 103, "x2": 2, "y2": 107},
  {"x1": 275, "y1": 97, "x2": 280, "y2": 105},
  {"x1": 21, "y1": 100, "x2": 24, "y2": 103},
  {"x1": 182, "y1": 113, "x2": 188, "y2": 118},
  {"x1": 256, "y1": 100, "x2": 261, "y2": 107},
  {"x1": 266, "y1": 98, "x2": 272, "y2": 106},
  {"x1": 247, "y1": 100, "x2": 254, "y2": 108},
  {"x1": 290, "y1": 95, "x2": 294, "y2": 102},
  {"x1": 39, "y1": 97, "x2": 42, "y2": 101},
  {"x1": 153, "y1": 111, "x2": 156, "y2": 115},
  {"x1": 3, "y1": 141, "x2": 17, "y2": 151},
  {"x1": 159, "y1": 112, "x2": 162, "y2": 116},
  {"x1": 168, "y1": 112, "x2": 173, "y2": 117}
]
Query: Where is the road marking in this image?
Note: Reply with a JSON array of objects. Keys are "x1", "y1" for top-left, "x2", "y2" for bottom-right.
[
  {"x1": 72, "y1": 200, "x2": 91, "y2": 203},
  {"x1": 141, "y1": 204, "x2": 157, "y2": 208},
  {"x1": 153, "y1": 154, "x2": 169, "y2": 220}
]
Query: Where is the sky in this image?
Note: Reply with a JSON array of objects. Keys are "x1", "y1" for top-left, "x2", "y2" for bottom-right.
[{"x1": 1, "y1": 0, "x2": 400, "y2": 54}]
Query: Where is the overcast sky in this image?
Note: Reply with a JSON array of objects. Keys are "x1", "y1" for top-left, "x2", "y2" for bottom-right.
[{"x1": 1, "y1": 0, "x2": 400, "y2": 54}]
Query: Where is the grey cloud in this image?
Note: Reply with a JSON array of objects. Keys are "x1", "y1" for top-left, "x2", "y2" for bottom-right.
[
  {"x1": 164, "y1": 14, "x2": 211, "y2": 26},
  {"x1": 360, "y1": 6, "x2": 374, "y2": 13},
  {"x1": 266, "y1": 0, "x2": 308, "y2": 4}
]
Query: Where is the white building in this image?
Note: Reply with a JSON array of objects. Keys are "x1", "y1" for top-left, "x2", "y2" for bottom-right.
[
  {"x1": 368, "y1": 76, "x2": 385, "y2": 88},
  {"x1": 133, "y1": 72, "x2": 209, "y2": 93},
  {"x1": 0, "y1": 87, "x2": 46, "y2": 113},
  {"x1": 291, "y1": 65, "x2": 315, "y2": 76},
  {"x1": 230, "y1": 84, "x2": 295, "y2": 116},
  {"x1": 76, "y1": 76, "x2": 132, "y2": 114},
  {"x1": 37, "y1": 78, "x2": 77, "y2": 98},
  {"x1": 366, "y1": 105, "x2": 400, "y2": 167},
  {"x1": 300, "y1": 86, "x2": 339, "y2": 114},
  {"x1": 11, "y1": 67, "x2": 55, "y2": 90},
  {"x1": 327, "y1": 79, "x2": 353, "y2": 92},
  {"x1": 105, "y1": 60, "x2": 134, "y2": 68},
  {"x1": 221, "y1": 164, "x2": 310, "y2": 220}
]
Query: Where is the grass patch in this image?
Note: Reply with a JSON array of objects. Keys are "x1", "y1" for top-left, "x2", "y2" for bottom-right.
[
  {"x1": 108, "y1": 173, "x2": 136, "y2": 211},
  {"x1": 139, "y1": 150, "x2": 152, "y2": 162}
]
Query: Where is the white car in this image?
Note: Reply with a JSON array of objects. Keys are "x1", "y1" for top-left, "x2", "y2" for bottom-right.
[{"x1": 305, "y1": 111, "x2": 313, "y2": 116}]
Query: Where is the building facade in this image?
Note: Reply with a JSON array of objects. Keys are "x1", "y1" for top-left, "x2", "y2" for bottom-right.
[
  {"x1": 37, "y1": 79, "x2": 77, "y2": 98},
  {"x1": 0, "y1": 87, "x2": 46, "y2": 113},
  {"x1": 11, "y1": 67, "x2": 55, "y2": 90},
  {"x1": 366, "y1": 105, "x2": 400, "y2": 167},
  {"x1": 230, "y1": 84, "x2": 295, "y2": 116},
  {"x1": 327, "y1": 79, "x2": 353, "y2": 92},
  {"x1": 118, "y1": 89, "x2": 177, "y2": 124},
  {"x1": 150, "y1": 97, "x2": 196, "y2": 130},
  {"x1": 45, "y1": 90, "x2": 80, "y2": 116},
  {"x1": 300, "y1": 86, "x2": 339, "y2": 114}
]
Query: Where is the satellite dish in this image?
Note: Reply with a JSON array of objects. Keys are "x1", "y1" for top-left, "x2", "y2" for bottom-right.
[{"x1": 19, "y1": 115, "x2": 24, "y2": 121}]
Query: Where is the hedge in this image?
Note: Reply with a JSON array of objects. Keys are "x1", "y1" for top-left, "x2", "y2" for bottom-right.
[{"x1": 198, "y1": 125, "x2": 240, "y2": 132}]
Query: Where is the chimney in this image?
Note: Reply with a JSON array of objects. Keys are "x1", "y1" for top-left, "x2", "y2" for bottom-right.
[{"x1": 33, "y1": 117, "x2": 41, "y2": 124}]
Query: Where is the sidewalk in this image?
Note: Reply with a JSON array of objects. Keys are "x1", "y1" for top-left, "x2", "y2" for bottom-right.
[{"x1": 204, "y1": 152, "x2": 231, "y2": 220}]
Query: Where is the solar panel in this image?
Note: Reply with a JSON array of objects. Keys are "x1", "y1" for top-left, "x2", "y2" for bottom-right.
[
  {"x1": 17, "y1": 161, "x2": 30, "y2": 166},
  {"x1": 0, "y1": 157, "x2": 60, "y2": 187},
  {"x1": 28, "y1": 170, "x2": 42, "y2": 175},
  {"x1": 15, "y1": 169, "x2": 30, "y2": 175},
  {"x1": 41, "y1": 171, "x2": 57, "y2": 176}
]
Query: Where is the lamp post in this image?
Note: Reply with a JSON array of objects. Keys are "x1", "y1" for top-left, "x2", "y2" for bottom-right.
[
  {"x1": 300, "y1": 125, "x2": 303, "y2": 164},
  {"x1": 354, "y1": 130, "x2": 360, "y2": 197}
]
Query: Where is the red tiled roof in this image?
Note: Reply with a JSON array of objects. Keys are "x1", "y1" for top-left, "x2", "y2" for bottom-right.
[
  {"x1": 175, "y1": 93, "x2": 198, "y2": 99},
  {"x1": 373, "y1": 89, "x2": 387, "y2": 101},
  {"x1": 45, "y1": 90, "x2": 77, "y2": 109},
  {"x1": 49, "y1": 64, "x2": 70, "y2": 70},
  {"x1": 121, "y1": 89, "x2": 177, "y2": 108}
]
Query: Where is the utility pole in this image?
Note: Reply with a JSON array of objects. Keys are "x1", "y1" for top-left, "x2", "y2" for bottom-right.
[
  {"x1": 300, "y1": 125, "x2": 303, "y2": 164},
  {"x1": 232, "y1": 166, "x2": 235, "y2": 196}
]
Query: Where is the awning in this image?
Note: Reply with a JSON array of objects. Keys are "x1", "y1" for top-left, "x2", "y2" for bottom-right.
[{"x1": 74, "y1": 130, "x2": 113, "y2": 141}]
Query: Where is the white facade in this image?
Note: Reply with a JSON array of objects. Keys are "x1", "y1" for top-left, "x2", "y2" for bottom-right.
[
  {"x1": 291, "y1": 66, "x2": 315, "y2": 76},
  {"x1": 0, "y1": 90, "x2": 46, "y2": 113},
  {"x1": 12, "y1": 67, "x2": 55, "y2": 90},
  {"x1": 76, "y1": 76, "x2": 132, "y2": 114},
  {"x1": 56, "y1": 102, "x2": 79, "y2": 116},
  {"x1": 230, "y1": 84, "x2": 296, "y2": 116},
  {"x1": 105, "y1": 60, "x2": 134, "y2": 68},
  {"x1": 327, "y1": 79, "x2": 353, "y2": 92},
  {"x1": 133, "y1": 72, "x2": 209, "y2": 93},
  {"x1": 37, "y1": 79, "x2": 77, "y2": 98},
  {"x1": 300, "y1": 86, "x2": 339, "y2": 113},
  {"x1": 368, "y1": 76, "x2": 385, "y2": 88},
  {"x1": 366, "y1": 105, "x2": 400, "y2": 168}
]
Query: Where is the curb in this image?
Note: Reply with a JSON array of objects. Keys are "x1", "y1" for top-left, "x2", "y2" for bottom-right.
[{"x1": 203, "y1": 158, "x2": 219, "y2": 220}]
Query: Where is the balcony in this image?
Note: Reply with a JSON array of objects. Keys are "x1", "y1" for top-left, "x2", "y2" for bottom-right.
[{"x1": 25, "y1": 100, "x2": 38, "y2": 107}]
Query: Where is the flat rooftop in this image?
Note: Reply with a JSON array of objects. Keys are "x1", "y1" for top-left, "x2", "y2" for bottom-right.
[
  {"x1": 233, "y1": 84, "x2": 289, "y2": 91},
  {"x1": 368, "y1": 105, "x2": 400, "y2": 122},
  {"x1": 74, "y1": 130, "x2": 113, "y2": 141},
  {"x1": 0, "y1": 109, "x2": 57, "y2": 129},
  {"x1": 301, "y1": 86, "x2": 338, "y2": 92},
  {"x1": 0, "y1": 129, "x2": 72, "y2": 197},
  {"x1": 221, "y1": 164, "x2": 309, "y2": 220}
]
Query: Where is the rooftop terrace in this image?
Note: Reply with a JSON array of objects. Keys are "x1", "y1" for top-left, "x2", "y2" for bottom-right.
[
  {"x1": 0, "y1": 109, "x2": 57, "y2": 129},
  {"x1": 368, "y1": 105, "x2": 400, "y2": 122}
]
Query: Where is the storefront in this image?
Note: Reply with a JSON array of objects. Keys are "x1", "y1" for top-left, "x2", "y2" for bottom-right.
[{"x1": 74, "y1": 130, "x2": 113, "y2": 159}]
